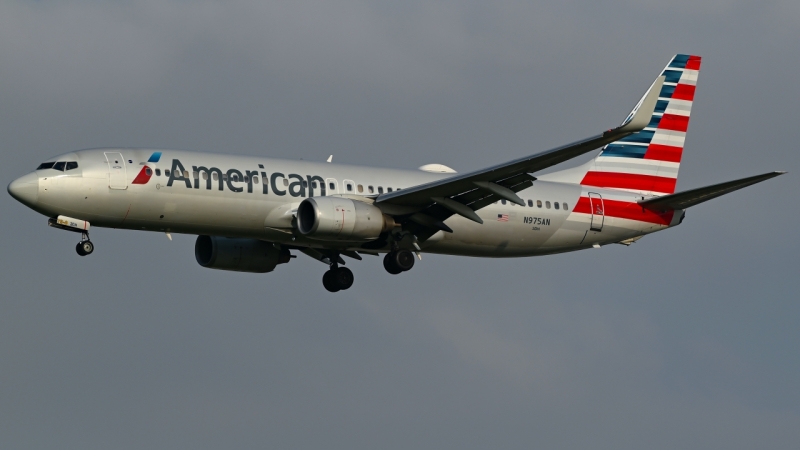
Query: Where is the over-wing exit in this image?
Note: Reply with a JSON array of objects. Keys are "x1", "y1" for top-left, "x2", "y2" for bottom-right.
[{"x1": 7, "y1": 55, "x2": 786, "y2": 292}]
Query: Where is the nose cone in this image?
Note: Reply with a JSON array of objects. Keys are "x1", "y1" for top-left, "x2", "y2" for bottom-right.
[{"x1": 8, "y1": 172, "x2": 39, "y2": 208}]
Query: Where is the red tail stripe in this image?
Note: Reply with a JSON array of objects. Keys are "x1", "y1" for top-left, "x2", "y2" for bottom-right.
[
  {"x1": 658, "y1": 113, "x2": 690, "y2": 132},
  {"x1": 581, "y1": 171, "x2": 677, "y2": 193},
  {"x1": 573, "y1": 197, "x2": 674, "y2": 225},
  {"x1": 686, "y1": 56, "x2": 702, "y2": 70},
  {"x1": 672, "y1": 84, "x2": 695, "y2": 101},
  {"x1": 644, "y1": 144, "x2": 683, "y2": 163}
]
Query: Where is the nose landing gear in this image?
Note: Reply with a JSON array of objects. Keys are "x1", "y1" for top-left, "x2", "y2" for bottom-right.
[
  {"x1": 76, "y1": 232, "x2": 94, "y2": 256},
  {"x1": 47, "y1": 216, "x2": 95, "y2": 257}
]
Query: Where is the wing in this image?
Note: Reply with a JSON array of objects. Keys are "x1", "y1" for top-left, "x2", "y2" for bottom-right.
[
  {"x1": 372, "y1": 75, "x2": 665, "y2": 241},
  {"x1": 639, "y1": 171, "x2": 786, "y2": 211}
]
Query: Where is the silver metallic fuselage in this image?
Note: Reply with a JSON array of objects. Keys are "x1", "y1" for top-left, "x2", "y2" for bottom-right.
[{"x1": 9, "y1": 148, "x2": 678, "y2": 257}]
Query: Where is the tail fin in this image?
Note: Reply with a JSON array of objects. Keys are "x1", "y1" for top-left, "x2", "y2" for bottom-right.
[{"x1": 541, "y1": 54, "x2": 701, "y2": 195}]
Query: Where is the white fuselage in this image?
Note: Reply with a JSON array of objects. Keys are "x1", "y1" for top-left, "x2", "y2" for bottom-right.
[{"x1": 17, "y1": 148, "x2": 682, "y2": 257}]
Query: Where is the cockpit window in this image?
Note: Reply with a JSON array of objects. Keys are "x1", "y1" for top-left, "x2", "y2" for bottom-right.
[
  {"x1": 37, "y1": 162, "x2": 55, "y2": 170},
  {"x1": 53, "y1": 162, "x2": 66, "y2": 171},
  {"x1": 65, "y1": 162, "x2": 78, "y2": 170}
]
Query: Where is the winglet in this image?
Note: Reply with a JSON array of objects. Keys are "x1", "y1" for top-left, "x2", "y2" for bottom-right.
[{"x1": 615, "y1": 75, "x2": 665, "y2": 134}]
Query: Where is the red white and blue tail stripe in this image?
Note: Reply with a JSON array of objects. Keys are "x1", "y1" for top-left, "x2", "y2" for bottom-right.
[{"x1": 580, "y1": 54, "x2": 701, "y2": 195}]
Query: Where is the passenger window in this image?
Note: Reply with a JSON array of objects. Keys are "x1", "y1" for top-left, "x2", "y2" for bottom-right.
[
  {"x1": 53, "y1": 162, "x2": 66, "y2": 171},
  {"x1": 554, "y1": 202, "x2": 560, "y2": 210},
  {"x1": 501, "y1": 199, "x2": 507, "y2": 205},
  {"x1": 145, "y1": 167, "x2": 153, "y2": 176},
  {"x1": 165, "y1": 170, "x2": 170, "y2": 176},
  {"x1": 183, "y1": 170, "x2": 190, "y2": 178},
  {"x1": 563, "y1": 202, "x2": 568, "y2": 210},
  {"x1": 283, "y1": 178, "x2": 289, "y2": 186},
  {"x1": 546, "y1": 201, "x2": 551, "y2": 209},
  {"x1": 527, "y1": 199, "x2": 533, "y2": 207},
  {"x1": 311, "y1": 181, "x2": 317, "y2": 189},
  {"x1": 253, "y1": 176, "x2": 259, "y2": 184},
  {"x1": 537, "y1": 200, "x2": 542, "y2": 208},
  {"x1": 155, "y1": 169, "x2": 161, "y2": 176},
  {"x1": 65, "y1": 162, "x2": 78, "y2": 170},
  {"x1": 378, "y1": 187, "x2": 384, "y2": 194},
  {"x1": 244, "y1": 176, "x2": 250, "y2": 183},
  {"x1": 387, "y1": 187, "x2": 393, "y2": 192},
  {"x1": 329, "y1": 182, "x2": 335, "y2": 190},
  {"x1": 346, "y1": 183, "x2": 353, "y2": 192},
  {"x1": 202, "y1": 172, "x2": 208, "y2": 180},
  {"x1": 302, "y1": 180, "x2": 308, "y2": 188},
  {"x1": 223, "y1": 173, "x2": 228, "y2": 181},
  {"x1": 36, "y1": 162, "x2": 55, "y2": 170},
  {"x1": 193, "y1": 171, "x2": 199, "y2": 179},
  {"x1": 368, "y1": 186, "x2": 374, "y2": 193},
  {"x1": 211, "y1": 172, "x2": 217, "y2": 180},
  {"x1": 357, "y1": 185, "x2": 364, "y2": 193}
]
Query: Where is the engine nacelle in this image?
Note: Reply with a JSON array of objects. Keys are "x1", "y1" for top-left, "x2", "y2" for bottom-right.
[
  {"x1": 195, "y1": 235, "x2": 290, "y2": 273},
  {"x1": 296, "y1": 197, "x2": 395, "y2": 241}
]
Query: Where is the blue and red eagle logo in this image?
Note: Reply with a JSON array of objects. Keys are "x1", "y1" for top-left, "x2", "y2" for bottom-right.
[{"x1": 131, "y1": 152, "x2": 162, "y2": 184}]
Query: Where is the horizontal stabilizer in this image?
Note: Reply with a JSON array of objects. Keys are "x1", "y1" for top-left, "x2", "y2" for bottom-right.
[{"x1": 639, "y1": 171, "x2": 786, "y2": 211}]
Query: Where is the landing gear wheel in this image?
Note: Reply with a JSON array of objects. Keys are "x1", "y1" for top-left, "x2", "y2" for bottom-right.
[
  {"x1": 383, "y1": 253, "x2": 403, "y2": 275},
  {"x1": 331, "y1": 267, "x2": 354, "y2": 290},
  {"x1": 394, "y1": 249, "x2": 415, "y2": 272},
  {"x1": 76, "y1": 240, "x2": 94, "y2": 256},
  {"x1": 322, "y1": 270, "x2": 340, "y2": 292},
  {"x1": 322, "y1": 267, "x2": 354, "y2": 292}
]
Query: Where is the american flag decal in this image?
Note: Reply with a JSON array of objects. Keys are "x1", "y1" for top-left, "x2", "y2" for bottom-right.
[{"x1": 497, "y1": 214, "x2": 509, "y2": 222}]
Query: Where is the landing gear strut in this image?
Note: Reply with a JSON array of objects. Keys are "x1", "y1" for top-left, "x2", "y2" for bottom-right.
[
  {"x1": 383, "y1": 249, "x2": 415, "y2": 274},
  {"x1": 75, "y1": 232, "x2": 94, "y2": 256},
  {"x1": 322, "y1": 264, "x2": 354, "y2": 292}
]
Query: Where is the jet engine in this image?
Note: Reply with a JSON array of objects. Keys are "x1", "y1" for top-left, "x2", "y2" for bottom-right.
[
  {"x1": 296, "y1": 197, "x2": 396, "y2": 241},
  {"x1": 195, "y1": 235, "x2": 290, "y2": 273}
]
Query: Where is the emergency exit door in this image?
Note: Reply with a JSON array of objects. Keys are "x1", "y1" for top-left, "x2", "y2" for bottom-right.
[{"x1": 104, "y1": 152, "x2": 128, "y2": 190}]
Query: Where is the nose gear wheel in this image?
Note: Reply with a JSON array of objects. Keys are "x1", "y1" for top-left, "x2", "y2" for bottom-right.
[{"x1": 75, "y1": 232, "x2": 94, "y2": 256}]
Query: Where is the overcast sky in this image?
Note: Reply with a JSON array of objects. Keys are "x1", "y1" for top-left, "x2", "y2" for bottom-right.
[{"x1": 1, "y1": 1, "x2": 799, "y2": 449}]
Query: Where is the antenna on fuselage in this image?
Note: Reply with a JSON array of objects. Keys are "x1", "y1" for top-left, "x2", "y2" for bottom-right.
[{"x1": 326, "y1": 155, "x2": 333, "y2": 163}]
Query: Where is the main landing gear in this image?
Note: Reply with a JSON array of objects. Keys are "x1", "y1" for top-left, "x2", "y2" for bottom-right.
[
  {"x1": 322, "y1": 265, "x2": 354, "y2": 292},
  {"x1": 383, "y1": 249, "x2": 415, "y2": 275},
  {"x1": 75, "y1": 232, "x2": 94, "y2": 256}
]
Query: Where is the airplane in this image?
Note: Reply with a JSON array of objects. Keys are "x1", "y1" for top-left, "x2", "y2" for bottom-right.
[{"x1": 7, "y1": 54, "x2": 786, "y2": 292}]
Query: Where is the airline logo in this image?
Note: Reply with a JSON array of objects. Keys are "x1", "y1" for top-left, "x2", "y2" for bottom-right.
[{"x1": 131, "y1": 152, "x2": 162, "y2": 184}]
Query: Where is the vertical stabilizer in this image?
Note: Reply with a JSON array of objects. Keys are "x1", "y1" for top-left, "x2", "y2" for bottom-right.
[{"x1": 540, "y1": 54, "x2": 701, "y2": 196}]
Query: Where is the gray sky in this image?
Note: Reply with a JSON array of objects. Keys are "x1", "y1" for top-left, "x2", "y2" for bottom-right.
[{"x1": 1, "y1": 1, "x2": 799, "y2": 449}]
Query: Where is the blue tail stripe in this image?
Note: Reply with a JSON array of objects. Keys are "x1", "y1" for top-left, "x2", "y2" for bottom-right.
[
  {"x1": 601, "y1": 143, "x2": 647, "y2": 158},
  {"x1": 668, "y1": 54, "x2": 690, "y2": 68},
  {"x1": 662, "y1": 70, "x2": 683, "y2": 83},
  {"x1": 617, "y1": 130, "x2": 655, "y2": 144},
  {"x1": 655, "y1": 100, "x2": 669, "y2": 113},
  {"x1": 147, "y1": 152, "x2": 162, "y2": 163}
]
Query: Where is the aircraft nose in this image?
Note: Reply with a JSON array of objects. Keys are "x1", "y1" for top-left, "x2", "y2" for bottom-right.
[{"x1": 8, "y1": 172, "x2": 39, "y2": 207}]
